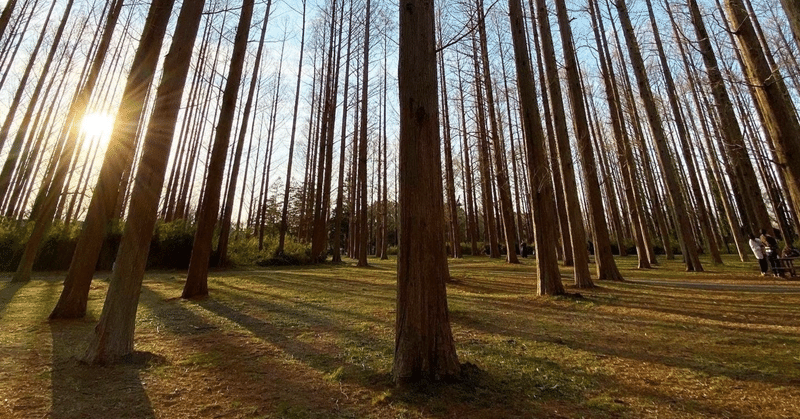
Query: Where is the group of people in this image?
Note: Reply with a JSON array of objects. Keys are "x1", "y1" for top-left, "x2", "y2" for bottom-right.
[{"x1": 748, "y1": 229, "x2": 799, "y2": 277}]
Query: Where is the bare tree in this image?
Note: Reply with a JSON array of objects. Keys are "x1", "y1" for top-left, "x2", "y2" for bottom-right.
[
  {"x1": 553, "y1": 0, "x2": 621, "y2": 281},
  {"x1": 217, "y1": 0, "x2": 273, "y2": 266},
  {"x1": 183, "y1": 0, "x2": 255, "y2": 299},
  {"x1": 394, "y1": 0, "x2": 460, "y2": 384},
  {"x1": 508, "y1": 0, "x2": 564, "y2": 295},
  {"x1": 613, "y1": 0, "x2": 703, "y2": 271},
  {"x1": 82, "y1": 0, "x2": 207, "y2": 364}
]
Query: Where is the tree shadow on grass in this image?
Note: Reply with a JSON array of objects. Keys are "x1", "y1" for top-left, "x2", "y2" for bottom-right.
[
  {"x1": 137, "y1": 285, "x2": 389, "y2": 417},
  {"x1": 0, "y1": 280, "x2": 25, "y2": 316},
  {"x1": 449, "y1": 298, "x2": 800, "y2": 389},
  {"x1": 49, "y1": 318, "x2": 158, "y2": 419}
]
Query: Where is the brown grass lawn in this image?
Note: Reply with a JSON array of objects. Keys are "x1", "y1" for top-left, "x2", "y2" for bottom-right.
[{"x1": 1, "y1": 255, "x2": 799, "y2": 418}]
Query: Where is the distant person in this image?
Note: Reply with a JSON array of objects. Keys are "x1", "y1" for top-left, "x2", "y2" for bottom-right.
[
  {"x1": 748, "y1": 233, "x2": 768, "y2": 276},
  {"x1": 760, "y1": 229, "x2": 781, "y2": 276},
  {"x1": 521, "y1": 242, "x2": 529, "y2": 258}
]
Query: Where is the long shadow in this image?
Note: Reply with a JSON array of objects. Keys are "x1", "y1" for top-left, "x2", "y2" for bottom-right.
[
  {"x1": 189, "y1": 292, "x2": 615, "y2": 418},
  {"x1": 0, "y1": 280, "x2": 25, "y2": 316},
  {"x1": 49, "y1": 318, "x2": 156, "y2": 419},
  {"x1": 219, "y1": 273, "x2": 396, "y2": 305},
  {"x1": 137, "y1": 285, "x2": 383, "y2": 417},
  {"x1": 628, "y1": 279, "x2": 800, "y2": 293},
  {"x1": 449, "y1": 300, "x2": 800, "y2": 389}
]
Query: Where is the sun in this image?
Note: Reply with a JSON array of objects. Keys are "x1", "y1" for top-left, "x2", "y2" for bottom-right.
[{"x1": 80, "y1": 112, "x2": 115, "y2": 142}]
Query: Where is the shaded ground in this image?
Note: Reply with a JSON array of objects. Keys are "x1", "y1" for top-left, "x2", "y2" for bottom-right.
[{"x1": 1, "y1": 255, "x2": 799, "y2": 418}]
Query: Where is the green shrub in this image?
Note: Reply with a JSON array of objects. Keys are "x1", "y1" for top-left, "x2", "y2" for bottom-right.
[
  {"x1": 0, "y1": 218, "x2": 29, "y2": 271},
  {"x1": 0, "y1": 217, "x2": 316, "y2": 272},
  {"x1": 147, "y1": 220, "x2": 196, "y2": 270}
]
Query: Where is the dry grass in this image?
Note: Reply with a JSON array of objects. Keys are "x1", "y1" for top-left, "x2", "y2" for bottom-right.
[{"x1": 1, "y1": 254, "x2": 799, "y2": 418}]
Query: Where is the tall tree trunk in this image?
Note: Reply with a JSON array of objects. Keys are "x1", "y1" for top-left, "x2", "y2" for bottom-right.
[
  {"x1": 379, "y1": 28, "x2": 389, "y2": 261},
  {"x1": 477, "y1": 0, "x2": 519, "y2": 263},
  {"x1": 471, "y1": 33, "x2": 500, "y2": 259},
  {"x1": 534, "y1": 0, "x2": 592, "y2": 285},
  {"x1": 277, "y1": 1, "x2": 307, "y2": 255},
  {"x1": 437, "y1": 30, "x2": 462, "y2": 259},
  {"x1": 509, "y1": 0, "x2": 564, "y2": 295},
  {"x1": 588, "y1": 0, "x2": 648, "y2": 269},
  {"x1": 554, "y1": 0, "x2": 620, "y2": 282},
  {"x1": 217, "y1": 1, "x2": 272, "y2": 267},
  {"x1": 12, "y1": 0, "x2": 121, "y2": 283},
  {"x1": 356, "y1": 0, "x2": 371, "y2": 267},
  {"x1": 82, "y1": 0, "x2": 206, "y2": 364},
  {"x1": 333, "y1": 0, "x2": 352, "y2": 263},
  {"x1": 183, "y1": 0, "x2": 254, "y2": 299},
  {"x1": 644, "y1": 0, "x2": 722, "y2": 264},
  {"x1": 311, "y1": 0, "x2": 344, "y2": 262},
  {"x1": 394, "y1": 0, "x2": 460, "y2": 384},
  {"x1": 614, "y1": 0, "x2": 702, "y2": 271},
  {"x1": 721, "y1": 0, "x2": 800, "y2": 236},
  {"x1": 0, "y1": 0, "x2": 17, "y2": 40},
  {"x1": 780, "y1": 0, "x2": 800, "y2": 49},
  {"x1": 527, "y1": 0, "x2": 572, "y2": 265}
]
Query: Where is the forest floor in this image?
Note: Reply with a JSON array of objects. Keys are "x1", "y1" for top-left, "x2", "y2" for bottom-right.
[{"x1": 1, "y1": 254, "x2": 799, "y2": 418}]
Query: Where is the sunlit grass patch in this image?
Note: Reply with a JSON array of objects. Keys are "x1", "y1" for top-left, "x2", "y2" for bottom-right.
[{"x1": 2, "y1": 254, "x2": 800, "y2": 417}]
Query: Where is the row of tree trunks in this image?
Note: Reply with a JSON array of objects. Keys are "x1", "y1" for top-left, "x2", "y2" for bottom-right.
[
  {"x1": 49, "y1": 0, "x2": 177, "y2": 319},
  {"x1": 476, "y1": 0, "x2": 518, "y2": 264},
  {"x1": 182, "y1": 0, "x2": 254, "y2": 299},
  {"x1": 645, "y1": 0, "x2": 723, "y2": 265},
  {"x1": 534, "y1": 0, "x2": 592, "y2": 286},
  {"x1": 721, "y1": 0, "x2": 800, "y2": 237},
  {"x1": 82, "y1": 0, "x2": 208, "y2": 364},
  {"x1": 13, "y1": 0, "x2": 120, "y2": 283},
  {"x1": 614, "y1": 0, "x2": 703, "y2": 272},
  {"x1": 508, "y1": 0, "x2": 564, "y2": 295},
  {"x1": 553, "y1": 0, "x2": 621, "y2": 282}
]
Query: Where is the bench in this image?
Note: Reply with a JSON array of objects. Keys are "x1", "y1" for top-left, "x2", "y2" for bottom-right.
[{"x1": 775, "y1": 258, "x2": 797, "y2": 277}]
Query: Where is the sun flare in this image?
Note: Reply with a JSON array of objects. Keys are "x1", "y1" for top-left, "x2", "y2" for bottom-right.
[{"x1": 80, "y1": 112, "x2": 115, "y2": 140}]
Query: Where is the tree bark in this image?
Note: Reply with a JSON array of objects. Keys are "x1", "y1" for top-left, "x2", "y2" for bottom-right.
[
  {"x1": 356, "y1": 0, "x2": 371, "y2": 267},
  {"x1": 534, "y1": 0, "x2": 593, "y2": 286},
  {"x1": 554, "y1": 0, "x2": 620, "y2": 282},
  {"x1": 394, "y1": 0, "x2": 460, "y2": 384},
  {"x1": 333, "y1": 0, "x2": 353, "y2": 263},
  {"x1": 217, "y1": 1, "x2": 272, "y2": 267},
  {"x1": 721, "y1": 0, "x2": 800, "y2": 237},
  {"x1": 0, "y1": 0, "x2": 16, "y2": 40},
  {"x1": 509, "y1": 0, "x2": 564, "y2": 295},
  {"x1": 82, "y1": 0, "x2": 206, "y2": 364},
  {"x1": 613, "y1": 0, "x2": 702, "y2": 271},
  {"x1": 183, "y1": 0, "x2": 254, "y2": 299}
]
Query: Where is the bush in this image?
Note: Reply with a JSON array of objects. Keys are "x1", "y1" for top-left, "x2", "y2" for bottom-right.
[
  {"x1": 223, "y1": 232, "x2": 312, "y2": 267},
  {"x1": 0, "y1": 219, "x2": 29, "y2": 271},
  {"x1": 0, "y1": 217, "x2": 316, "y2": 272},
  {"x1": 32, "y1": 222, "x2": 81, "y2": 271},
  {"x1": 147, "y1": 220, "x2": 196, "y2": 270}
]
